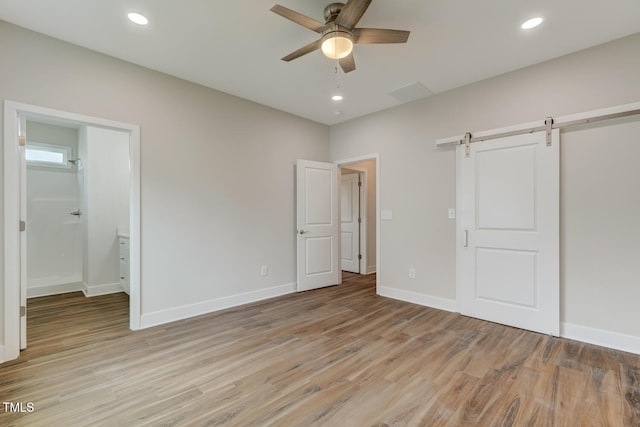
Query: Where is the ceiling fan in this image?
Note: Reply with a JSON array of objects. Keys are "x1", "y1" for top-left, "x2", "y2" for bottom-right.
[{"x1": 271, "y1": 0, "x2": 410, "y2": 73}]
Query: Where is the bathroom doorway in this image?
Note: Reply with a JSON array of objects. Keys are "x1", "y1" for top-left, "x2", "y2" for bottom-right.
[{"x1": 3, "y1": 100, "x2": 141, "y2": 362}]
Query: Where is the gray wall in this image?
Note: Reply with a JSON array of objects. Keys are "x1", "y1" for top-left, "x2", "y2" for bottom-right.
[
  {"x1": 0, "y1": 21, "x2": 329, "y2": 347},
  {"x1": 330, "y1": 33, "x2": 640, "y2": 340}
]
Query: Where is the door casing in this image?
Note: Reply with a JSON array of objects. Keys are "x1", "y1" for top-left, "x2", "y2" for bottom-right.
[
  {"x1": 334, "y1": 154, "x2": 380, "y2": 290},
  {"x1": 3, "y1": 100, "x2": 141, "y2": 363}
]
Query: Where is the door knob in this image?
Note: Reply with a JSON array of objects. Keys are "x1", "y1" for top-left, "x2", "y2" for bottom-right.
[{"x1": 298, "y1": 229, "x2": 307, "y2": 235}]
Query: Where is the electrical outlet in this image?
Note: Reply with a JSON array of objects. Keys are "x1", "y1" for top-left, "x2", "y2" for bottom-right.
[
  {"x1": 408, "y1": 268, "x2": 416, "y2": 279},
  {"x1": 261, "y1": 265, "x2": 268, "y2": 276}
]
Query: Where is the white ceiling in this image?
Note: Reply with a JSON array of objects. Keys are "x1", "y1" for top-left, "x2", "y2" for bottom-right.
[{"x1": 1, "y1": 0, "x2": 639, "y2": 125}]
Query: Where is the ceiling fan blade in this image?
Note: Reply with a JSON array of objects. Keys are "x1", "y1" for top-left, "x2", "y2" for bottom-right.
[
  {"x1": 271, "y1": 5, "x2": 327, "y2": 33},
  {"x1": 335, "y1": 0, "x2": 373, "y2": 30},
  {"x1": 281, "y1": 39, "x2": 322, "y2": 61},
  {"x1": 339, "y1": 53, "x2": 356, "y2": 73},
  {"x1": 353, "y1": 28, "x2": 410, "y2": 44}
]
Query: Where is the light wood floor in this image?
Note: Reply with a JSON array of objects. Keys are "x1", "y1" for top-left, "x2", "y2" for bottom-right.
[{"x1": 1, "y1": 273, "x2": 639, "y2": 426}]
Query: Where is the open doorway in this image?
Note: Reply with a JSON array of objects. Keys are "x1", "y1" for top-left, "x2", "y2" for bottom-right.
[
  {"x1": 3, "y1": 100, "x2": 141, "y2": 363},
  {"x1": 25, "y1": 121, "x2": 130, "y2": 298},
  {"x1": 336, "y1": 154, "x2": 379, "y2": 293}
]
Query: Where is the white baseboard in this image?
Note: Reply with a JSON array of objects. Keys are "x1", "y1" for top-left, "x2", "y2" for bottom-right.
[
  {"x1": 0, "y1": 344, "x2": 5, "y2": 364},
  {"x1": 27, "y1": 282, "x2": 84, "y2": 298},
  {"x1": 366, "y1": 265, "x2": 376, "y2": 275},
  {"x1": 561, "y1": 322, "x2": 640, "y2": 355},
  {"x1": 377, "y1": 288, "x2": 640, "y2": 355},
  {"x1": 378, "y1": 286, "x2": 456, "y2": 313},
  {"x1": 140, "y1": 282, "x2": 297, "y2": 329},
  {"x1": 28, "y1": 276, "x2": 82, "y2": 288},
  {"x1": 82, "y1": 282, "x2": 124, "y2": 297}
]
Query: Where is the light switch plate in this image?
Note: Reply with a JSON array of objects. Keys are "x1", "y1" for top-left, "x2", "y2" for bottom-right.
[
  {"x1": 381, "y1": 210, "x2": 393, "y2": 220},
  {"x1": 448, "y1": 208, "x2": 456, "y2": 219}
]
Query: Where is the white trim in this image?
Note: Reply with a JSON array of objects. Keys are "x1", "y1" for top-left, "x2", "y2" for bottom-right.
[
  {"x1": 140, "y1": 283, "x2": 297, "y2": 329},
  {"x1": 436, "y1": 119, "x2": 542, "y2": 148},
  {"x1": 561, "y1": 323, "x2": 640, "y2": 356},
  {"x1": 0, "y1": 345, "x2": 5, "y2": 364},
  {"x1": 556, "y1": 101, "x2": 640, "y2": 125},
  {"x1": 3, "y1": 100, "x2": 142, "y2": 363},
  {"x1": 334, "y1": 153, "x2": 380, "y2": 293},
  {"x1": 378, "y1": 286, "x2": 457, "y2": 313},
  {"x1": 27, "y1": 282, "x2": 84, "y2": 298},
  {"x1": 436, "y1": 101, "x2": 640, "y2": 148},
  {"x1": 366, "y1": 265, "x2": 376, "y2": 275},
  {"x1": 4, "y1": 101, "x2": 21, "y2": 362},
  {"x1": 82, "y1": 282, "x2": 124, "y2": 297}
]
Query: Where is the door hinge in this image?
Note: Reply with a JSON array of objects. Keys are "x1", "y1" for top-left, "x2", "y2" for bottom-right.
[
  {"x1": 20, "y1": 306, "x2": 26, "y2": 317},
  {"x1": 358, "y1": 181, "x2": 362, "y2": 187},
  {"x1": 358, "y1": 217, "x2": 362, "y2": 224},
  {"x1": 19, "y1": 135, "x2": 26, "y2": 147},
  {"x1": 19, "y1": 220, "x2": 26, "y2": 232},
  {"x1": 358, "y1": 254, "x2": 362, "y2": 260}
]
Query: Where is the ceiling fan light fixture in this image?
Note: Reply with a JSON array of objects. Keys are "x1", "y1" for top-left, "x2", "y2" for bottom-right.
[{"x1": 321, "y1": 31, "x2": 353, "y2": 60}]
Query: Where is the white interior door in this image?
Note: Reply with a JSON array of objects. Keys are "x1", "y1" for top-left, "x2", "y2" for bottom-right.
[
  {"x1": 19, "y1": 115, "x2": 27, "y2": 349},
  {"x1": 296, "y1": 159, "x2": 340, "y2": 291},
  {"x1": 341, "y1": 173, "x2": 360, "y2": 273},
  {"x1": 457, "y1": 129, "x2": 559, "y2": 336}
]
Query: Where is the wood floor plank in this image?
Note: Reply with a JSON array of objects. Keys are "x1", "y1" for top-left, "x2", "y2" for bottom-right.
[{"x1": 1, "y1": 272, "x2": 640, "y2": 426}]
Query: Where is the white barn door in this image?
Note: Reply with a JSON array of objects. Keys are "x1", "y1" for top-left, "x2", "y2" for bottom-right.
[
  {"x1": 457, "y1": 130, "x2": 559, "y2": 336},
  {"x1": 296, "y1": 160, "x2": 340, "y2": 291}
]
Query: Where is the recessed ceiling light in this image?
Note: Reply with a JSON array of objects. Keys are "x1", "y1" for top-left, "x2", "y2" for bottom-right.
[
  {"x1": 521, "y1": 17, "x2": 543, "y2": 30},
  {"x1": 128, "y1": 12, "x2": 149, "y2": 26},
  {"x1": 332, "y1": 95, "x2": 343, "y2": 101}
]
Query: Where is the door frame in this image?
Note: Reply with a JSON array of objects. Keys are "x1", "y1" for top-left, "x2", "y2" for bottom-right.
[
  {"x1": 334, "y1": 154, "x2": 380, "y2": 292},
  {"x1": 3, "y1": 100, "x2": 141, "y2": 363}
]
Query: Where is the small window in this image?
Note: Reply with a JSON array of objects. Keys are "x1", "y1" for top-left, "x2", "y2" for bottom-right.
[{"x1": 26, "y1": 142, "x2": 72, "y2": 169}]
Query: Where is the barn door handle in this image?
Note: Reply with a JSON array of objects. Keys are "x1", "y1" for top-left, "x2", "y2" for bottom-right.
[{"x1": 463, "y1": 229, "x2": 468, "y2": 247}]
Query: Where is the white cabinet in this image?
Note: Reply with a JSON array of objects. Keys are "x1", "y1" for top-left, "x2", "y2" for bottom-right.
[{"x1": 119, "y1": 236, "x2": 130, "y2": 294}]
